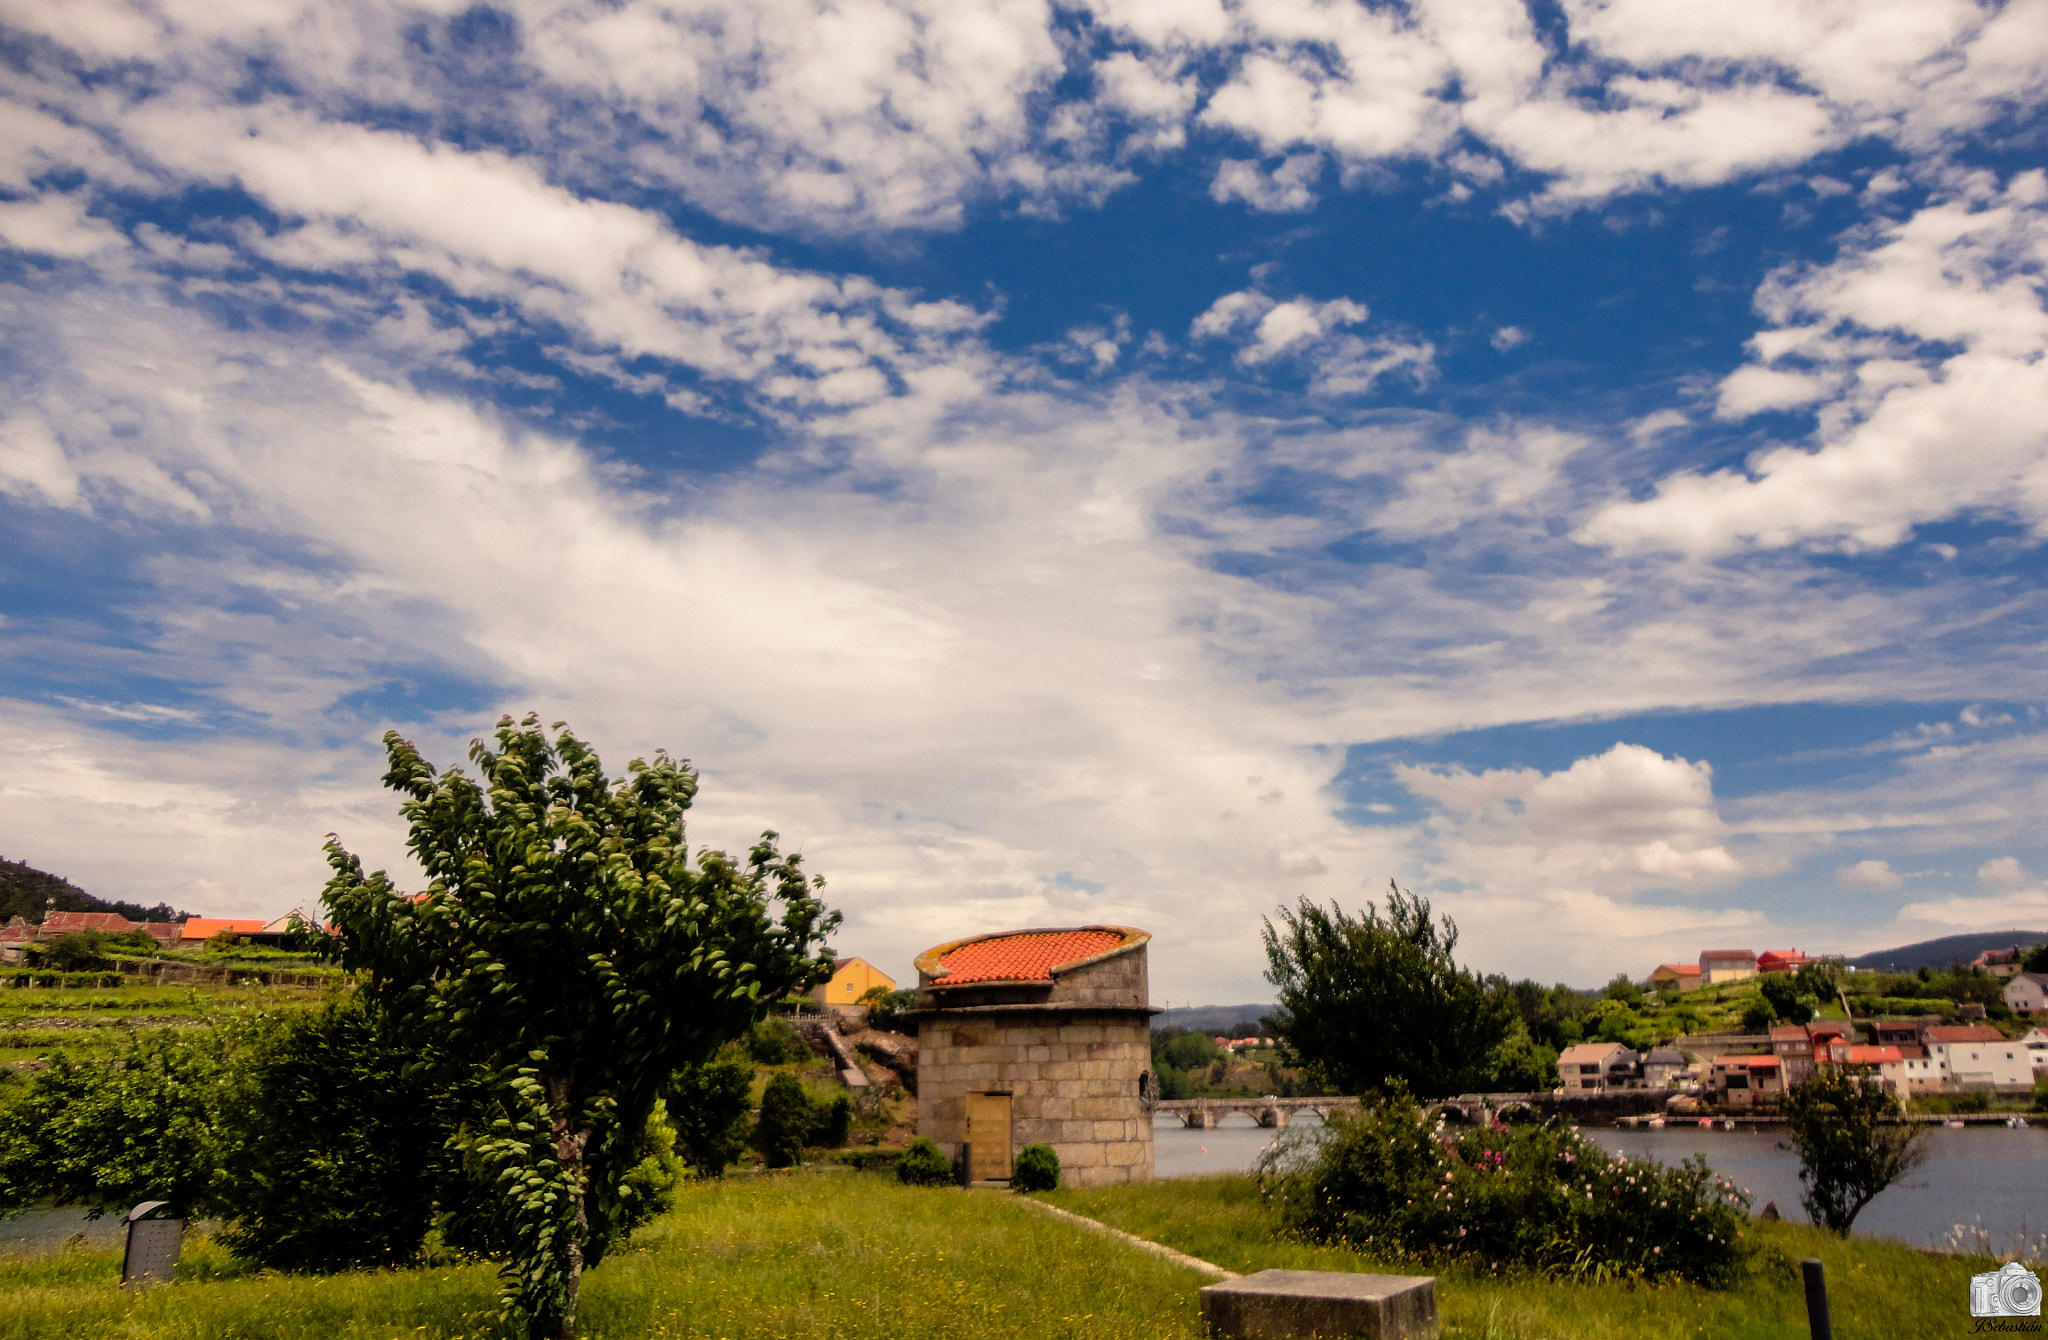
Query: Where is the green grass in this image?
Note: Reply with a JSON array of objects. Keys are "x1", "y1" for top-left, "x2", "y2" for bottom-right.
[
  {"x1": 0, "y1": 1173, "x2": 1209, "y2": 1340},
  {"x1": 1047, "y1": 1174, "x2": 1994, "y2": 1340},
  {"x1": 0, "y1": 1169, "x2": 1998, "y2": 1339}
]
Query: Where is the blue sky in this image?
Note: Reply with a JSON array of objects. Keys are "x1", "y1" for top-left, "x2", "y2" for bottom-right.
[{"x1": 3, "y1": 0, "x2": 2048, "y2": 1000}]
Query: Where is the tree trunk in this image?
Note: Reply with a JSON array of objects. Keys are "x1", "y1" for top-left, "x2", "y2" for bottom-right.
[{"x1": 548, "y1": 1078, "x2": 591, "y2": 1340}]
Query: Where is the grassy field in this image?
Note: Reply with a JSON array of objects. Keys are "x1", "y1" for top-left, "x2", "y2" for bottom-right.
[
  {"x1": 0, "y1": 1168, "x2": 1998, "y2": 1340},
  {"x1": 1048, "y1": 1174, "x2": 1994, "y2": 1340},
  {"x1": 0, "y1": 1173, "x2": 1204, "y2": 1340}
]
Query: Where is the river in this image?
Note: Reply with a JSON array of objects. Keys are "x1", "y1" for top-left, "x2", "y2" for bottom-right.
[{"x1": 1152, "y1": 1112, "x2": 2048, "y2": 1252}]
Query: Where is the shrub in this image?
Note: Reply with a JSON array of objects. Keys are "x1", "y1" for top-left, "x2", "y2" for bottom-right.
[
  {"x1": 212, "y1": 1001, "x2": 445, "y2": 1271},
  {"x1": 1012, "y1": 1144, "x2": 1059, "y2": 1193},
  {"x1": 814, "y1": 1091, "x2": 852, "y2": 1147},
  {"x1": 668, "y1": 1058, "x2": 754, "y2": 1177},
  {"x1": 1261, "y1": 1090, "x2": 1750, "y2": 1285},
  {"x1": 754, "y1": 1072, "x2": 814, "y2": 1168},
  {"x1": 616, "y1": 1102, "x2": 685, "y2": 1236},
  {"x1": 859, "y1": 986, "x2": 921, "y2": 1033},
  {"x1": 896, "y1": 1136, "x2": 954, "y2": 1187},
  {"x1": 747, "y1": 1016, "x2": 814, "y2": 1066},
  {"x1": 30, "y1": 931, "x2": 111, "y2": 973}
]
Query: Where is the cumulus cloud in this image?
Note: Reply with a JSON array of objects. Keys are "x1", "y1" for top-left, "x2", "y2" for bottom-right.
[
  {"x1": 1837, "y1": 858, "x2": 1903, "y2": 892},
  {"x1": 1582, "y1": 170, "x2": 2048, "y2": 555},
  {"x1": 1980, "y1": 855, "x2": 2031, "y2": 887},
  {"x1": 1210, "y1": 153, "x2": 1324, "y2": 213},
  {"x1": 1399, "y1": 743, "x2": 1743, "y2": 886},
  {"x1": 1189, "y1": 282, "x2": 1433, "y2": 392}
]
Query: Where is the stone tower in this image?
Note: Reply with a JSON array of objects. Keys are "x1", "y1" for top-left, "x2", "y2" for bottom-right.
[{"x1": 913, "y1": 924, "x2": 1157, "y2": 1187}]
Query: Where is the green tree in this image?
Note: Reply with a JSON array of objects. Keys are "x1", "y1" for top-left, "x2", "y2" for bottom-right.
[
  {"x1": 1485, "y1": 1020, "x2": 1559, "y2": 1092},
  {"x1": 666, "y1": 1058, "x2": 754, "y2": 1177},
  {"x1": 212, "y1": 1001, "x2": 445, "y2": 1271},
  {"x1": 1601, "y1": 973, "x2": 1645, "y2": 1008},
  {"x1": 1263, "y1": 884, "x2": 1513, "y2": 1098},
  {"x1": 1759, "y1": 974, "x2": 1818, "y2": 1025},
  {"x1": 753, "y1": 1072, "x2": 814, "y2": 1167},
  {"x1": 1779, "y1": 1064, "x2": 1926, "y2": 1234},
  {"x1": 1741, "y1": 996, "x2": 1777, "y2": 1031},
  {"x1": 0, "y1": 1031, "x2": 230, "y2": 1217},
  {"x1": 321, "y1": 716, "x2": 837, "y2": 1340},
  {"x1": 33, "y1": 930, "x2": 110, "y2": 972},
  {"x1": 2024, "y1": 943, "x2": 2048, "y2": 974}
]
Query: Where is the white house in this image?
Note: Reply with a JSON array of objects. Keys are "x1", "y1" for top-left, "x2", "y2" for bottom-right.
[
  {"x1": 2019, "y1": 1027, "x2": 2048, "y2": 1076},
  {"x1": 1924, "y1": 1025, "x2": 2036, "y2": 1090},
  {"x1": 2003, "y1": 972, "x2": 2048, "y2": 1017},
  {"x1": 1557, "y1": 1042, "x2": 1637, "y2": 1092}
]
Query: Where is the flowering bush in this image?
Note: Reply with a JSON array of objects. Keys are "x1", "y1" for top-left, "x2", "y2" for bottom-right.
[{"x1": 1260, "y1": 1091, "x2": 1750, "y2": 1285}]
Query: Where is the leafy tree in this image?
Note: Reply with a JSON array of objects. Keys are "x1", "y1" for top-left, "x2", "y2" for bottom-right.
[
  {"x1": 2025, "y1": 943, "x2": 2048, "y2": 974},
  {"x1": 1486, "y1": 1020, "x2": 1559, "y2": 1092},
  {"x1": 31, "y1": 930, "x2": 111, "y2": 972},
  {"x1": 0, "y1": 1031, "x2": 230, "y2": 1218},
  {"x1": 666, "y1": 1058, "x2": 754, "y2": 1177},
  {"x1": 1741, "y1": 996, "x2": 1777, "y2": 1031},
  {"x1": 1159, "y1": 1030, "x2": 1222, "y2": 1071},
  {"x1": 753, "y1": 1072, "x2": 815, "y2": 1167},
  {"x1": 1263, "y1": 884, "x2": 1513, "y2": 1099},
  {"x1": 1779, "y1": 1064, "x2": 1926, "y2": 1234},
  {"x1": 321, "y1": 716, "x2": 837, "y2": 1340},
  {"x1": 1601, "y1": 974, "x2": 1645, "y2": 1008},
  {"x1": 813, "y1": 1091, "x2": 852, "y2": 1147},
  {"x1": 745, "y1": 1015, "x2": 813, "y2": 1065},
  {"x1": 1759, "y1": 974, "x2": 1818, "y2": 1026},
  {"x1": 212, "y1": 1001, "x2": 445, "y2": 1271}
]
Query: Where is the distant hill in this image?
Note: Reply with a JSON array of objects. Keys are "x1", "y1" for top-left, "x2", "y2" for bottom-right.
[
  {"x1": 0, "y1": 855, "x2": 189, "y2": 925},
  {"x1": 1846, "y1": 930, "x2": 2047, "y2": 973},
  {"x1": 1152, "y1": 1003, "x2": 1278, "y2": 1033}
]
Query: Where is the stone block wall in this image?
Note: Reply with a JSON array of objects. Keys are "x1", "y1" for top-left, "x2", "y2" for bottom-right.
[{"x1": 917, "y1": 1008, "x2": 1154, "y2": 1186}]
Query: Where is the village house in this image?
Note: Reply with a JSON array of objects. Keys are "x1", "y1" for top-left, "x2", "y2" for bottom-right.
[
  {"x1": 1823, "y1": 1041, "x2": 1907, "y2": 1092},
  {"x1": 1897, "y1": 1045, "x2": 1941, "y2": 1093},
  {"x1": 1769, "y1": 1025, "x2": 1817, "y2": 1087},
  {"x1": 1755, "y1": 949, "x2": 1808, "y2": 974},
  {"x1": 41, "y1": 910, "x2": 183, "y2": 945},
  {"x1": 1698, "y1": 949, "x2": 1758, "y2": 984},
  {"x1": 2018, "y1": 1027, "x2": 2048, "y2": 1075},
  {"x1": 1924, "y1": 1024, "x2": 2035, "y2": 1091},
  {"x1": 1711, "y1": 1054, "x2": 1782, "y2": 1108},
  {"x1": 1973, "y1": 946, "x2": 2031, "y2": 980},
  {"x1": 1641, "y1": 1045, "x2": 1690, "y2": 1088},
  {"x1": 1872, "y1": 1016, "x2": 1945, "y2": 1048},
  {"x1": 809, "y1": 957, "x2": 896, "y2": 1017},
  {"x1": 914, "y1": 925, "x2": 1156, "y2": 1187},
  {"x1": 1556, "y1": 1041, "x2": 1638, "y2": 1092},
  {"x1": 1647, "y1": 963, "x2": 1702, "y2": 992},
  {"x1": 2003, "y1": 972, "x2": 2047, "y2": 1017},
  {"x1": 180, "y1": 917, "x2": 269, "y2": 944}
]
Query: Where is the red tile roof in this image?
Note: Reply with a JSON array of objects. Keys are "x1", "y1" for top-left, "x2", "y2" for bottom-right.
[
  {"x1": 929, "y1": 928, "x2": 1130, "y2": 985},
  {"x1": 1700, "y1": 949, "x2": 1756, "y2": 960},
  {"x1": 1654, "y1": 963, "x2": 1701, "y2": 975},
  {"x1": 1840, "y1": 1045, "x2": 1902, "y2": 1064},
  {"x1": 1924, "y1": 1025, "x2": 2005, "y2": 1044},
  {"x1": 180, "y1": 917, "x2": 270, "y2": 942},
  {"x1": 42, "y1": 911, "x2": 142, "y2": 934}
]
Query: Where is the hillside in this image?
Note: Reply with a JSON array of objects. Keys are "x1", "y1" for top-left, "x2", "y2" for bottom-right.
[
  {"x1": 1846, "y1": 929, "x2": 2046, "y2": 973},
  {"x1": 0, "y1": 855, "x2": 189, "y2": 925},
  {"x1": 1151, "y1": 1003, "x2": 1276, "y2": 1033}
]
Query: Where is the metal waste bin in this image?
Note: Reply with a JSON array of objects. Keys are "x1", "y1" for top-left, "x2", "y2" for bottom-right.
[{"x1": 121, "y1": 1201, "x2": 183, "y2": 1289}]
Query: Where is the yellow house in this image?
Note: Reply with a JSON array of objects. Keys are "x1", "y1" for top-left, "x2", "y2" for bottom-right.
[{"x1": 811, "y1": 957, "x2": 896, "y2": 1011}]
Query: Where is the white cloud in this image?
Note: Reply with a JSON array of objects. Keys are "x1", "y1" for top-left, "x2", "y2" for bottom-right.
[
  {"x1": 1837, "y1": 858, "x2": 1903, "y2": 891},
  {"x1": 1489, "y1": 325, "x2": 1528, "y2": 352},
  {"x1": 1980, "y1": 855, "x2": 2030, "y2": 887},
  {"x1": 1210, "y1": 153, "x2": 1324, "y2": 213},
  {"x1": 1582, "y1": 170, "x2": 2048, "y2": 555},
  {"x1": 1399, "y1": 743, "x2": 1743, "y2": 887},
  {"x1": 1890, "y1": 888, "x2": 2048, "y2": 935}
]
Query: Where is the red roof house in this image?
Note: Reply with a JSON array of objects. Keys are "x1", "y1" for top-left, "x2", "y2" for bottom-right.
[{"x1": 1756, "y1": 949, "x2": 1808, "y2": 973}]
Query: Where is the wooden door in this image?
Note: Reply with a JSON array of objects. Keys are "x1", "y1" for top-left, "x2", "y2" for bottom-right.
[{"x1": 964, "y1": 1092, "x2": 1012, "y2": 1182}]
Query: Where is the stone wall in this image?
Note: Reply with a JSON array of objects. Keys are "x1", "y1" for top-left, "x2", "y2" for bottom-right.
[{"x1": 916, "y1": 1007, "x2": 1154, "y2": 1186}]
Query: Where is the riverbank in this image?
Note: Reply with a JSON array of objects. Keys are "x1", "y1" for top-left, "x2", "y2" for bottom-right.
[{"x1": 0, "y1": 1169, "x2": 2004, "y2": 1339}]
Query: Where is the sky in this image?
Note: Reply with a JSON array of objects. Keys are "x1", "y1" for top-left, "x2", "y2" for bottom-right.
[{"x1": 2, "y1": 0, "x2": 2048, "y2": 1004}]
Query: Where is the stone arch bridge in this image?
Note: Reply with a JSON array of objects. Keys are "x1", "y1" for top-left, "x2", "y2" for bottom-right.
[{"x1": 1156, "y1": 1089, "x2": 1671, "y2": 1129}]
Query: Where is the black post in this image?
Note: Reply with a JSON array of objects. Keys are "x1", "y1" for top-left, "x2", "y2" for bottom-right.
[
  {"x1": 958, "y1": 1142, "x2": 972, "y2": 1187},
  {"x1": 1802, "y1": 1259, "x2": 1833, "y2": 1340}
]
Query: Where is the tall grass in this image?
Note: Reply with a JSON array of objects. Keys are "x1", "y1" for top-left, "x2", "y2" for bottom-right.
[
  {"x1": 0, "y1": 1173, "x2": 1209, "y2": 1340},
  {"x1": 1049, "y1": 1174, "x2": 1999, "y2": 1340}
]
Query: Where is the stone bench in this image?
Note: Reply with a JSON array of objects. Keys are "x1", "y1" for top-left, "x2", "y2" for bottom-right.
[{"x1": 1200, "y1": 1269, "x2": 1438, "y2": 1340}]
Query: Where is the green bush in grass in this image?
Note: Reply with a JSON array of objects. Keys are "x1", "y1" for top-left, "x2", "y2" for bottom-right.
[
  {"x1": 1261, "y1": 1089, "x2": 1750, "y2": 1285},
  {"x1": 754, "y1": 1072, "x2": 815, "y2": 1168},
  {"x1": 896, "y1": 1136, "x2": 953, "y2": 1186},
  {"x1": 1012, "y1": 1143, "x2": 1059, "y2": 1193}
]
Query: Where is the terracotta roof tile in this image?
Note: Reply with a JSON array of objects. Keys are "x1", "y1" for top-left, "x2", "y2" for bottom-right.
[
  {"x1": 933, "y1": 929, "x2": 1127, "y2": 985},
  {"x1": 1924, "y1": 1025, "x2": 2005, "y2": 1043},
  {"x1": 180, "y1": 917, "x2": 269, "y2": 941}
]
